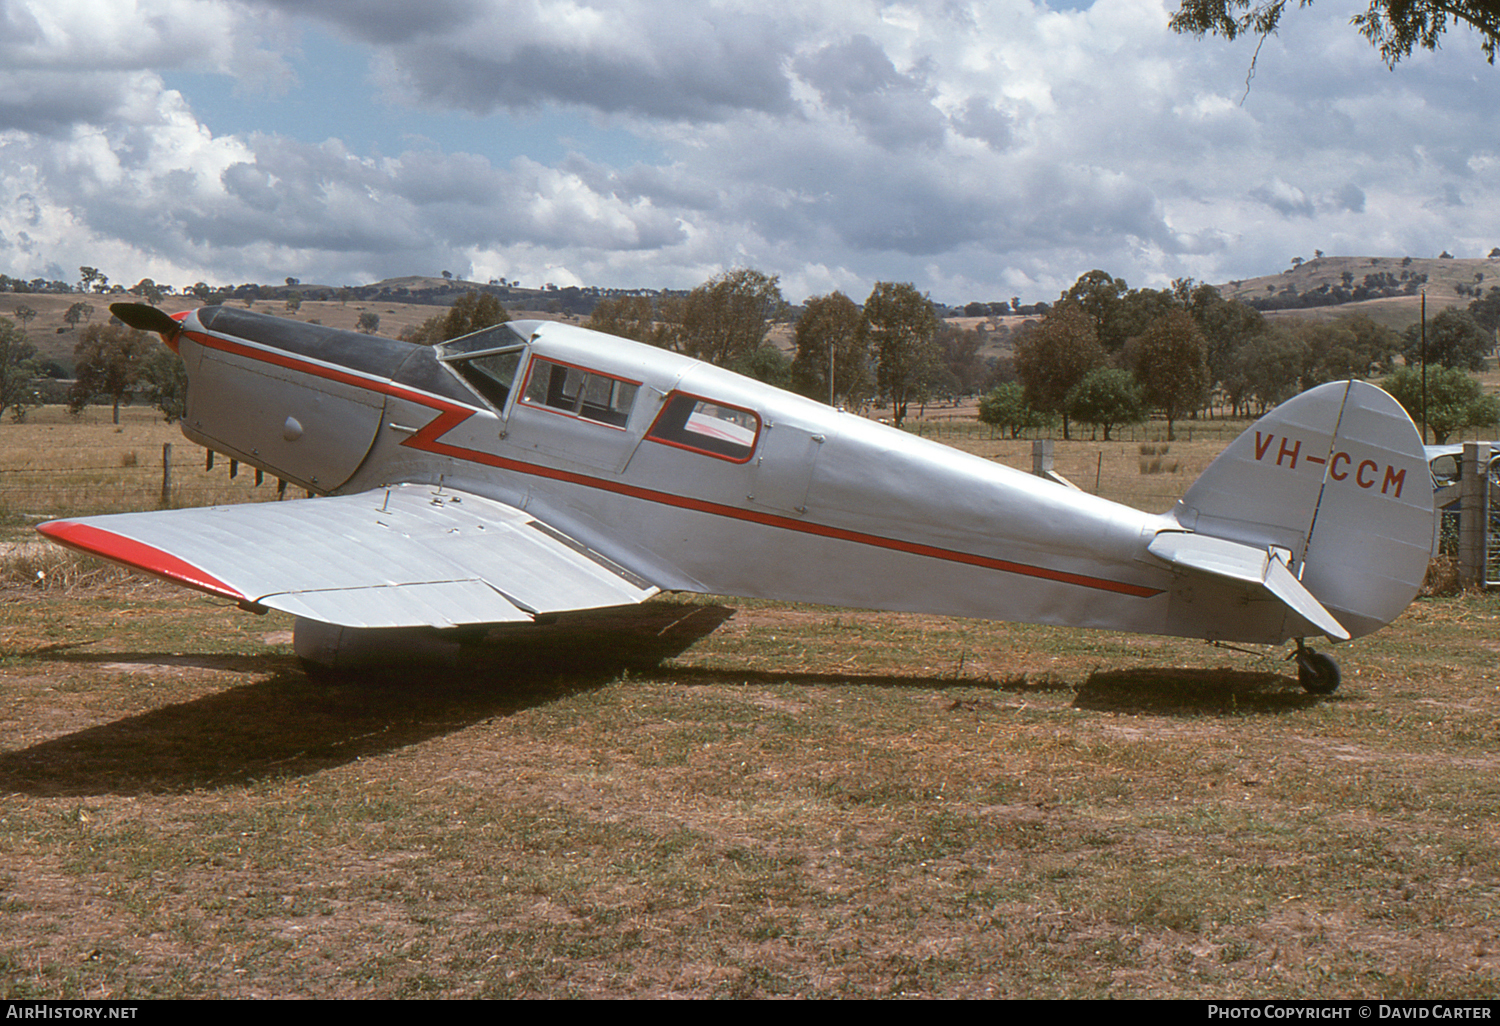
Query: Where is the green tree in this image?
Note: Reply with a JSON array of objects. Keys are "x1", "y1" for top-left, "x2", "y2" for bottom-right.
[
  {"x1": 587, "y1": 295, "x2": 671, "y2": 347},
  {"x1": 63, "y1": 302, "x2": 93, "y2": 330},
  {"x1": 68, "y1": 323, "x2": 153, "y2": 424},
  {"x1": 132, "y1": 278, "x2": 163, "y2": 305},
  {"x1": 405, "y1": 291, "x2": 508, "y2": 344},
  {"x1": 12, "y1": 305, "x2": 37, "y2": 330},
  {"x1": 1169, "y1": 1, "x2": 1500, "y2": 66},
  {"x1": 1402, "y1": 308, "x2": 1492, "y2": 372},
  {"x1": 1469, "y1": 286, "x2": 1500, "y2": 335},
  {"x1": 675, "y1": 269, "x2": 784, "y2": 366},
  {"x1": 933, "y1": 322, "x2": 990, "y2": 397},
  {"x1": 863, "y1": 281, "x2": 941, "y2": 429},
  {"x1": 977, "y1": 382, "x2": 1051, "y2": 438},
  {"x1": 139, "y1": 346, "x2": 188, "y2": 423},
  {"x1": 356, "y1": 311, "x2": 380, "y2": 335},
  {"x1": 792, "y1": 291, "x2": 869, "y2": 405},
  {"x1": 1012, "y1": 302, "x2": 1106, "y2": 440},
  {"x1": 1175, "y1": 282, "x2": 1266, "y2": 412},
  {"x1": 1111, "y1": 286, "x2": 1180, "y2": 351},
  {"x1": 1059, "y1": 270, "x2": 1130, "y2": 351},
  {"x1": 1266, "y1": 314, "x2": 1395, "y2": 391},
  {"x1": 728, "y1": 345, "x2": 793, "y2": 390},
  {"x1": 1066, "y1": 368, "x2": 1145, "y2": 441},
  {"x1": 1337, "y1": 311, "x2": 1401, "y2": 375},
  {"x1": 1231, "y1": 328, "x2": 1308, "y2": 412},
  {"x1": 1289, "y1": 319, "x2": 1363, "y2": 387},
  {"x1": 0, "y1": 317, "x2": 40, "y2": 421},
  {"x1": 1381, "y1": 366, "x2": 1500, "y2": 444},
  {"x1": 1128, "y1": 309, "x2": 1210, "y2": 441}
]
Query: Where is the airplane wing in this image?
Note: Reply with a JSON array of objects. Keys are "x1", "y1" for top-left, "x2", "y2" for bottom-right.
[
  {"x1": 37, "y1": 485, "x2": 658, "y2": 629},
  {"x1": 1147, "y1": 530, "x2": 1350, "y2": 642}
]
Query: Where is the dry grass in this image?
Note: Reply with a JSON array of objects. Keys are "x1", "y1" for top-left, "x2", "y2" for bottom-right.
[
  {"x1": 0, "y1": 583, "x2": 1498, "y2": 999},
  {"x1": 2, "y1": 397, "x2": 1498, "y2": 998},
  {"x1": 1422, "y1": 555, "x2": 1464, "y2": 597},
  {"x1": 0, "y1": 406, "x2": 278, "y2": 539},
  {"x1": 906, "y1": 417, "x2": 1239, "y2": 513}
]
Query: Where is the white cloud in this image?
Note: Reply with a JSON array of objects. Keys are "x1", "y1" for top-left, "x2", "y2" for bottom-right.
[{"x1": 1, "y1": 0, "x2": 1497, "y2": 302}]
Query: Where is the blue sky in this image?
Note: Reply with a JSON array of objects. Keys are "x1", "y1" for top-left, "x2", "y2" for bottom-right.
[
  {"x1": 1, "y1": 0, "x2": 1496, "y2": 305},
  {"x1": 161, "y1": 29, "x2": 668, "y2": 171}
]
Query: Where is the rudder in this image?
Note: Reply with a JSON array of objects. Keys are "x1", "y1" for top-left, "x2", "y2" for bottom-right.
[{"x1": 1170, "y1": 381, "x2": 1432, "y2": 639}]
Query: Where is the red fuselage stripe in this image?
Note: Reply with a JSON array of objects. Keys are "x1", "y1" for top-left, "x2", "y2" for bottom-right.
[{"x1": 181, "y1": 327, "x2": 1163, "y2": 600}]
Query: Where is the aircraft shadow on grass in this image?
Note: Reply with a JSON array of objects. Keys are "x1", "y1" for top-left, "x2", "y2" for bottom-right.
[
  {"x1": 0, "y1": 603, "x2": 735, "y2": 797},
  {"x1": 671, "y1": 661, "x2": 1323, "y2": 717},
  {"x1": 0, "y1": 599, "x2": 1334, "y2": 798},
  {"x1": 1073, "y1": 665, "x2": 1330, "y2": 715}
]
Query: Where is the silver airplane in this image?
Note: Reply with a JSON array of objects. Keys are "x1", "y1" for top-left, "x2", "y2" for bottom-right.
[{"x1": 38, "y1": 302, "x2": 1435, "y2": 691}]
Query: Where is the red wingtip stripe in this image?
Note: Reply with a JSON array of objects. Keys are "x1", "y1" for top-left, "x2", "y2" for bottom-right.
[{"x1": 37, "y1": 521, "x2": 247, "y2": 603}]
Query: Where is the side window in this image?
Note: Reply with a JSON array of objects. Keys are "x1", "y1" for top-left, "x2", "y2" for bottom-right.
[
  {"x1": 521, "y1": 358, "x2": 639, "y2": 428},
  {"x1": 449, "y1": 348, "x2": 524, "y2": 411},
  {"x1": 646, "y1": 393, "x2": 760, "y2": 462}
]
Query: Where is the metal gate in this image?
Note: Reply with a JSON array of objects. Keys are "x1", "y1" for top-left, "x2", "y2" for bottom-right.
[
  {"x1": 1487, "y1": 450, "x2": 1499, "y2": 588},
  {"x1": 1434, "y1": 443, "x2": 1498, "y2": 589}
]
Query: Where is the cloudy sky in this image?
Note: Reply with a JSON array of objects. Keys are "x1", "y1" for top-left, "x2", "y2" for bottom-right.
[{"x1": 1, "y1": 0, "x2": 1495, "y2": 306}]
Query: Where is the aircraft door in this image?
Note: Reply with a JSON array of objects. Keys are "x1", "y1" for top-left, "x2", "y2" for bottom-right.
[
  {"x1": 183, "y1": 344, "x2": 387, "y2": 493},
  {"x1": 749, "y1": 418, "x2": 833, "y2": 516},
  {"x1": 501, "y1": 355, "x2": 645, "y2": 473}
]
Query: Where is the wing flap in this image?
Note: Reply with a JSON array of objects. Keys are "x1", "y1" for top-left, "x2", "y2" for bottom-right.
[
  {"x1": 1148, "y1": 530, "x2": 1349, "y2": 641},
  {"x1": 263, "y1": 580, "x2": 532, "y2": 628},
  {"x1": 38, "y1": 485, "x2": 658, "y2": 629}
]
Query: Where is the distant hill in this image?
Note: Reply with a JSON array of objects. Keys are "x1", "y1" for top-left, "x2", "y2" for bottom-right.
[
  {"x1": 1217, "y1": 254, "x2": 1499, "y2": 331},
  {"x1": 0, "y1": 275, "x2": 660, "y2": 366},
  {"x1": 7, "y1": 257, "x2": 1498, "y2": 370},
  {"x1": 0, "y1": 280, "x2": 605, "y2": 367}
]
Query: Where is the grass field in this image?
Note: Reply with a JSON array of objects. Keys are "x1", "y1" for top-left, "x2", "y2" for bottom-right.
[
  {"x1": 1, "y1": 403, "x2": 1498, "y2": 998},
  {"x1": 0, "y1": 403, "x2": 1251, "y2": 541},
  {"x1": 0, "y1": 406, "x2": 279, "y2": 541}
]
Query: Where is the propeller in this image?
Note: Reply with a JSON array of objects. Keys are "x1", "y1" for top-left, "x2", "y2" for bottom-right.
[{"x1": 109, "y1": 302, "x2": 183, "y2": 350}]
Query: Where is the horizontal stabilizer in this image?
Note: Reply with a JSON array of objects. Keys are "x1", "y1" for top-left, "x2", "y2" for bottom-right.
[
  {"x1": 38, "y1": 485, "x2": 659, "y2": 629},
  {"x1": 1148, "y1": 531, "x2": 1349, "y2": 641}
]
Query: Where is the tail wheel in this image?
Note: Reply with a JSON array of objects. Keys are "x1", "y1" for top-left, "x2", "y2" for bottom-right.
[{"x1": 1296, "y1": 649, "x2": 1341, "y2": 694}]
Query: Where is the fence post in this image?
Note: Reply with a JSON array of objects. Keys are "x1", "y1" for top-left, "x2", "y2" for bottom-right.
[
  {"x1": 1031, "y1": 439, "x2": 1053, "y2": 476},
  {"x1": 1457, "y1": 441, "x2": 1490, "y2": 589},
  {"x1": 161, "y1": 442, "x2": 172, "y2": 509}
]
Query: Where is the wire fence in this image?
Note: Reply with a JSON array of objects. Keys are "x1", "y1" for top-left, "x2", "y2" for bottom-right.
[
  {"x1": 0, "y1": 433, "x2": 1202, "y2": 522},
  {"x1": 0, "y1": 442, "x2": 289, "y2": 524}
]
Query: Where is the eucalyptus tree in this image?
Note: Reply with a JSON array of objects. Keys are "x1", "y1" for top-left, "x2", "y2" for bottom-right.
[{"x1": 862, "y1": 281, "x2": 941, "y2": 429}]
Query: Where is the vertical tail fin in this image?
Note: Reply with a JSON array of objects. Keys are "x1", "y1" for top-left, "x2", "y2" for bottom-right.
[{"x1": 1170, "y1": 381, "x2": 1432, "y2": 639}]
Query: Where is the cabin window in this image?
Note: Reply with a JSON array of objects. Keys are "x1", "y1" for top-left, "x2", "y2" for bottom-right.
[
  {"x1": 521, "y1": 358, "x2": 640, "y2": 428},
  {"x1": 645, "y1": 393, "x2": 760, "y2": 462},
  {"x1": 448, "y1": 348, "x2": 525, "y2": 411}
]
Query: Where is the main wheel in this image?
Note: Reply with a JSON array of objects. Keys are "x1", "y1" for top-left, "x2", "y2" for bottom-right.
[{"x1": 1296, "y1": 650, "x2": 1341, "y2": 694}]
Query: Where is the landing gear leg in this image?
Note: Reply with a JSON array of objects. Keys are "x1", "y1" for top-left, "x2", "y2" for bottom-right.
[{"x1": 1292, "y1": 639, "x2": 1341, "y2": 694}]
